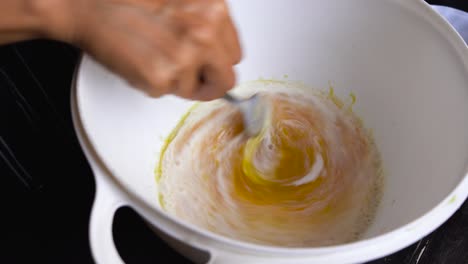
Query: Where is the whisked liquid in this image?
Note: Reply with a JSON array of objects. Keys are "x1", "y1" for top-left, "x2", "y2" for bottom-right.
[{"x1": 157, "y1": 83, "x2": 383, "y2": 247}]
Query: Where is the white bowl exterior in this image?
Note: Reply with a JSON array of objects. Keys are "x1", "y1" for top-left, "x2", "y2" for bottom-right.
[{"x1": 76, "y1": 0, "x2": 468, "y2": 262}]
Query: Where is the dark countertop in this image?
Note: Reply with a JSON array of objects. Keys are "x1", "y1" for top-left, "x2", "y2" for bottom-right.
[{"x1": 0, "y1": 1, "x2": 467, "y2": 263}]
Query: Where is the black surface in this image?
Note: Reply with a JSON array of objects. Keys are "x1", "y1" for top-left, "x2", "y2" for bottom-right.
[{"x1": 0, "y1": 2, "x2": 467, "y2": 263}]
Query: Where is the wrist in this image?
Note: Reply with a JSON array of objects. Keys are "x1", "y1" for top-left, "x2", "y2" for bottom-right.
[{"x1": 28, "y1": 0, "x2": 77, "y2": 43}]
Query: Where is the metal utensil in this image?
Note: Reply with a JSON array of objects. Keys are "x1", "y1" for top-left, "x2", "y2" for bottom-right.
[{"x1": 223, "y1": 93, "x2": 267, "y2": 137}]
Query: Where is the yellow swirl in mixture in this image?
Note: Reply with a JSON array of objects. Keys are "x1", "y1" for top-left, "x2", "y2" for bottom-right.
[{"x1": 157, "y1": 83, "x2": 383, "y2": 247}]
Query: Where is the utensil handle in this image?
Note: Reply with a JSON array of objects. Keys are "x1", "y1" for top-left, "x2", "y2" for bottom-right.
[
  {"x1": 89, "y1": 168, "x2": 126, "y2": 264},
  {"x1": 223, "y1": 93, "x2": 240, "y2": 104}
]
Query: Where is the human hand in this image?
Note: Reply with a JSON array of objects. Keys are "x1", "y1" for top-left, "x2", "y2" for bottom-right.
[{"x1": 36, "y1": 0, "x2": 242, "y2": 100}]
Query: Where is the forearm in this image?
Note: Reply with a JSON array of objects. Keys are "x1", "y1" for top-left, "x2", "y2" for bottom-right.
[{"x1": 0, "y1": 0, "x2": 44, "y2": 45}]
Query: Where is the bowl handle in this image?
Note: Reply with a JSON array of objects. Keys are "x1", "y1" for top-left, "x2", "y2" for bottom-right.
[{"x1": 89, "y1": 167, "x2": 126, "y2": 264}]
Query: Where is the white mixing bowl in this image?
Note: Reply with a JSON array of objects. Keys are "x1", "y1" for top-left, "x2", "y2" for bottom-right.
[{"x1": 72, "y1": 0, "x2": 468, "y2": 263}]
